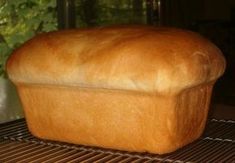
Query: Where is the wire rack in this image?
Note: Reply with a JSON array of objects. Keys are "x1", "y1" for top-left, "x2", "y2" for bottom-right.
[{"x1": 0, "y1": 119, "x2": 235, "y2": 163}]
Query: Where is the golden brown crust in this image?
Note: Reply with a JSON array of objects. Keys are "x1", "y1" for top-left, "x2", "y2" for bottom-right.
[
  {"x1": 17, "y1": 82, "x2": 213, "y2": 154},
  {"x1": 6, "y1": 25, "x2": 226, "y2": 154},
  {"x1": 7, "y1": 25, "x2": 226, "y2": 94}
]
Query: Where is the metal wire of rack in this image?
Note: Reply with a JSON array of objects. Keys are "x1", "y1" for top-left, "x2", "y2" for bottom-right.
[{"x1": 0, "y1": 119, "x2": 235, "y2": 162}]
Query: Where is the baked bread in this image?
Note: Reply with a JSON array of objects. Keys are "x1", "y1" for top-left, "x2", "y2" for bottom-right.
[{"x1": 6, "y1": 25, "x2": 226, "y2": 154}]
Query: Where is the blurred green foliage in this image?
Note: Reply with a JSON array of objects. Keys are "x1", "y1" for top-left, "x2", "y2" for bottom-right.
[
  {"x1": 76, "y1": 0, "x2": 146, "y2": 27},
  {"x1": 0, "y1": 0, "x2": 57, "y2": 77}
]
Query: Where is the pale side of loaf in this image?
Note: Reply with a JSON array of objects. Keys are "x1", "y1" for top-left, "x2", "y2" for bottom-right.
[{"x1": 6, "y1": 25, "x2": 226, "y2": 154}]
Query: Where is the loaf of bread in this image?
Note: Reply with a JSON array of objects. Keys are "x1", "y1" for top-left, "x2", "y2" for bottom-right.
[{"x1": 7, "y1": 25, "x2": 226, "y2": 154}]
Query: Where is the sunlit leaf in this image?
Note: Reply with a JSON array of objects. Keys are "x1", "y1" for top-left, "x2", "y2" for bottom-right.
[{"x1": 0, "y1": 0, "x2": 57, "y2": 77}]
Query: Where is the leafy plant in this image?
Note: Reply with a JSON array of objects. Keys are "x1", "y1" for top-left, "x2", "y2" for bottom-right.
[
  {"x1": 0, "y1": 0, "x2": 57, "y2": 77},
  {"x1": 76, "y1": 0, "x2": 146, "y2": 27}
]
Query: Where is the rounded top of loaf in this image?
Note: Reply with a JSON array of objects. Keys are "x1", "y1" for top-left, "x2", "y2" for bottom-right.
[{"x1": 7, "y1": 25, "x2": 226, "y2": 94}]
